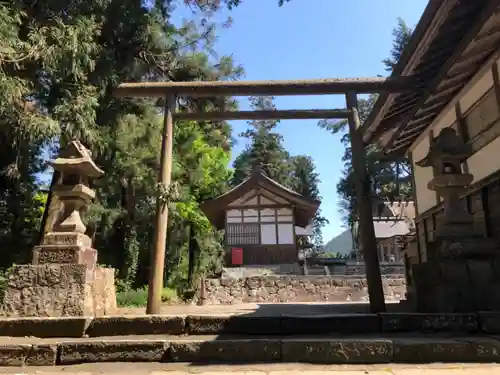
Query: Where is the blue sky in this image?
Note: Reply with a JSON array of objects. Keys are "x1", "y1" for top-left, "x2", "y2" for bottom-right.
[{"x1": 180, "y1": 0, "x2": 428, "y2": 242}]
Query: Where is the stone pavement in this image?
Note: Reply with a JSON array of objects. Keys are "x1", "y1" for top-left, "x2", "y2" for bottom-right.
[
  {"x1": 1, "y1": 362, "x2": 499, "y2": 374},
  {"x1": 118, "y1": 301, "x2": 404, "y2": 316}
]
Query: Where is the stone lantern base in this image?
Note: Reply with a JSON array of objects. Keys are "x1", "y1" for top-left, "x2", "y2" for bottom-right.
[
  {"x1": 2, "y1": 233, "x2": 117, "y2": 317},
  {"x1": 412, "y1": 241, "x2": 500, "y2": 312}
]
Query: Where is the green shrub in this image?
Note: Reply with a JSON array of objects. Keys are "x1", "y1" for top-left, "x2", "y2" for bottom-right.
[
  {"x1": 116, "y1": 287, "x2": 148, "y2": 307},
  {"x1": 161, "y1": 287, "x2": 177, "y2": 302},
  {"x1": 116, "y1": 286, "x2": 178, "y2": 307}
]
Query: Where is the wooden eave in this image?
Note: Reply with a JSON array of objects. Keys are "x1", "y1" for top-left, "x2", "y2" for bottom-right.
[
  {"x1": 200, "y1": 171, "x2": 320, "y2": 230},
  {"x1": 362, "y1": 0, "x2": 500, "y2": 157}
]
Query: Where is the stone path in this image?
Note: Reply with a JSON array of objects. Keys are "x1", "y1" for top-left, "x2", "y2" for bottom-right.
[
  {"x1": 118, "y1": 301, "x2": 404, "y2": 316},
  {"x1": 1, "y1": 362, "x2": 499, "y2": 374}
]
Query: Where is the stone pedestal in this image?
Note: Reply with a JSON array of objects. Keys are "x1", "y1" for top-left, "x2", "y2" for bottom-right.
[
  {"x1": 2, "y1": 233, "x2": 116, "y2": 317},
  {"x1": 413, "y1": 256, "x2": 500, "y2": 312}
]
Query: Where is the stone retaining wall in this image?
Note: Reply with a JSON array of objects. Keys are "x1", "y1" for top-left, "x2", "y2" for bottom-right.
[
  {"x1": 330, "y1": 262, "x2": 405, "y2": 276},
  {"x1": 201, "y1": 275, "x2": 406, "y2": 305}
]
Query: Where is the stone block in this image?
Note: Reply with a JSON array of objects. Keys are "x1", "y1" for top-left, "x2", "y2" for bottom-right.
[
  {"x1": 32, "y1": 245, "x2": 97, "y2": 268},
  {"x1": 412, "y1": 263, "x2": 440, "y2": 290},
  {"x1": 463, "y1": 337, "x2": 500, "y2": 362},
  {"x1": 25, "y1": 344, "x2": 58, "y2": 366},
  {"x1": 186, "y1": 315, "x2": 281, "y2": 335},
  {"x1": 168, "y1": 339, "x2": 281, "y2": 363},
  {"x1": 281, "y1": 314, "x2": 380, "y2": 335},
  {"x1": 3, "y1": 264, "x2": 116, "y2": 318},
  {"x1": 439, "y1": 260, "x2": 469, "y2": 285},
  {"x1": 467, "y1": 259, "x2": 493, "y2": 285},
  {"x1": 3, "y1": 264, "x2": 91, "y2": 317},
  {"x1": 478, "y1": 312, "x2": 500, "y2": 333},
  {"x1": 281, "y1": 339, "x2": 393, "y2": 364},
  {"x1": 87, "y1": 316, "x2": 185, "y2": 337},
  {"x1": 380, "y1": 313, "x2": 478, "y2": 333},
  {"x1": 59, "y1": 340, "x2": 167, "y2": 364},
  {"x1": 41, "y1": 232, "x2": 92, "y2": 247},
  {"x1": 393, "y1": 338, "x2": 470, "y2": 363},
  {"x1": 91, "y1": 267, "x2": 117, "y2": 316},
  {"x1": 0, "y1": 317, "x2": 90, "y2": 337},
  {"x1": 0, "y1": 344, "x2": 31, "y2": 366}
]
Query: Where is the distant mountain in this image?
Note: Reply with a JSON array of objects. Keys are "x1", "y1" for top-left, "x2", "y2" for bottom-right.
[{"x1": 322, "y1": 229, "x2": 354, "y2": 257}]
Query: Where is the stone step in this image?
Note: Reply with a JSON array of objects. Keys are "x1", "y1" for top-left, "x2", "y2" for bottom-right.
[
  {"x1": 2, "y1": 334, "x2": 500, "y2": 366},
  {"x1": 1, "y1": 312, "x2": 500, "y2": 338}
]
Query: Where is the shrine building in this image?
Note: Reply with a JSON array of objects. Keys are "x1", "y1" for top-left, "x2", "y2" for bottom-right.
[
  {"x1": 200, "y1": 169, "x2": 320, "y2": 266},
  {"x1": 361, "y1": 1, "x2": 500, "y2": 312}
]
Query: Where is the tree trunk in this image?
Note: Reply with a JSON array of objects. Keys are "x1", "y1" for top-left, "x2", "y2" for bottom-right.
[
  {"x1": 37, "y1": 170, "x2": 60, "y2": 244},
  {"x1": 187, "y1": 222, "x2": 197, "y2": 288}
]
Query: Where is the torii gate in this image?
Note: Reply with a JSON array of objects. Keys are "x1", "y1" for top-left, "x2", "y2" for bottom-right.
[{"x1": 113, "y1": 77, "x2": 414, "y2": 314}]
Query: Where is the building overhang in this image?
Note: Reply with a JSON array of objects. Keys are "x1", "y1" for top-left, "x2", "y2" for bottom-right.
[{"x1": 362, "y1": 0, "x2": 500, "y2": 157}]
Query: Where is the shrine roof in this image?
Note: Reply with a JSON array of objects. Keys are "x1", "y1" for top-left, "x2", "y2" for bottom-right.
[
  {"x1": 353, "y1": 218, "x2": 413, "y2": 240},
  {"x1": 361, "y1": 0, "x2": 500, "y2": 156},
  {"x1": 200, "y1": 169, "x2": 320, "y2": 230}
]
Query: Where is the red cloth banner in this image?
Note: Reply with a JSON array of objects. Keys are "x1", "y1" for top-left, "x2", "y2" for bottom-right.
[{"x1": 231, "y1": 247, "x2": 243, "y2": 265}]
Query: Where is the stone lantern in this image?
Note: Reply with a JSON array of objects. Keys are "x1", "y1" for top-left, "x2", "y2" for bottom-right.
[
  {"x1": 416, "y1": 128, "x2": 495, "y2": 257},
  {"x1": 3, "y1": 141, "x2": 117, "y2": 317},
  {"x1": 411, "y1": 128, "x2": 499, "y2": 312},
  {"x1": 417, "y1": 128, "x2": 473, "y2": 244},
  {"x1": 51, "y1": 141, "x2": 104, "y2": 234}
]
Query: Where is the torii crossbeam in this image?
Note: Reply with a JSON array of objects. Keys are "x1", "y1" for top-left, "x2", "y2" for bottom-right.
[{"x1": 113, "y1": 76, "x2": 414, "y2": 315}]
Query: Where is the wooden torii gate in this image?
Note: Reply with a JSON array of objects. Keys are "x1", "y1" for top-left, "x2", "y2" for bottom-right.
[{"x1": 114, "y1": 77, "x2": 413, "y2": 314}]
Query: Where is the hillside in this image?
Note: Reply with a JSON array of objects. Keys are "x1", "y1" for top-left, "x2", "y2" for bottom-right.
[{"x1": 322, "y1": 229, "x2": 354, "y2": 257}]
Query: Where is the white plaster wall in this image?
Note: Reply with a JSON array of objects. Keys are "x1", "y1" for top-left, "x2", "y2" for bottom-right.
[
  {"x1": 467, "y1": 135, "x2": 500, "y2": 183},
  {"x1": 261, "y1": 224, "x2": 276, "y2": 244},
  {"x1": 277, "y1": 223, "x2": 294, "y2": 244},
  {"x1": 412, "y1": 136, "x2": 437, "y2": 213}
]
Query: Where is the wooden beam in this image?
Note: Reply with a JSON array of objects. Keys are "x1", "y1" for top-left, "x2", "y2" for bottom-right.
[
  {"x1": 114, "y1": 77, "x2": 415, "y2": 98},
  {"x1": 147, "y1": 93, "x2": 175, "y2": 315},
  {"x1": 174, "y1": 109, "x2": 349, "y2": 121},
  {"x1": 346, "y1": 91, "x2": 386, "y2": 313},
  {"x1": 384, "y1": 0, "x2": 500, "y2": 152}
]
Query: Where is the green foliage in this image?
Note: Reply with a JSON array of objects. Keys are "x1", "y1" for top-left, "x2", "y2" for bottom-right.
[
  {"x1": 291, "y1": 155, "x2": 328, "y2": 250},
  {"x1": 116, "y1": 286, "x2": 178, "y2": 308},
  {"x1": 0, "y1": 0, "x2": 240, "y2": 294}
]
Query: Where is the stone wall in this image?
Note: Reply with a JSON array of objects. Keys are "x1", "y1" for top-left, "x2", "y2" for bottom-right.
[
  {"x1": 200, "y1": 275, "x2": 406, "y2": 305},
  {"x1": 329, "y1": 262, "x2": 405, "y2": 276}
]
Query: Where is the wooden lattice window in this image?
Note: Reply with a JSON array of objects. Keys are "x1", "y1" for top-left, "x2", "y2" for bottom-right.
[{"x1": 226, "y1": 223, "x2": 260, "y2": 245}]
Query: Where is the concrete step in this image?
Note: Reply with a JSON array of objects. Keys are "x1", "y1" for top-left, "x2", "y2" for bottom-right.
[
  {"x1": 1, "y1": 312, "x2": 499, "y2": 338},
  {"x1": 2, "y1": 334, "x2": 500, "y2": 366}
]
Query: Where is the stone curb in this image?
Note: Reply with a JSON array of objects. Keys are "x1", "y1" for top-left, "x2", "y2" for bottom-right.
[
  {"x1": 0, "y1": 312, "x2": 499, "y2": 338},
  {"x1": 1, "y1": 337, "x2": 500, "y2": 366}
]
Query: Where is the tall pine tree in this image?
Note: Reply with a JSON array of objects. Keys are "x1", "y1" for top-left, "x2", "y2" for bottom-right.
[
  {"x1": 232, "y1": 97, "x2": 295, "y2": 186},
  {"x1": 291, "y1": 155, "x2": 328, "y2": 250}
]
